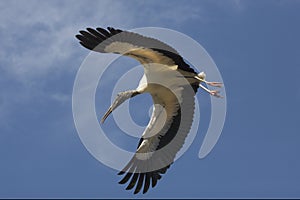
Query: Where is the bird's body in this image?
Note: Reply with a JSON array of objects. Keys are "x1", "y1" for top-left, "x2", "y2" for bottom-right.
[{"x1": 76, "y1": 27, "x2": 222, "y2": 194}]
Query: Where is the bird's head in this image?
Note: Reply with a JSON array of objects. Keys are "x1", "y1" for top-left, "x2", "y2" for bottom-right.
[
  {"x1": 113, "y1": 92, "x2": 133, "y2": 108},
  {"x1": 101, "y1": 91, "x2": 136, "y2": 123}
]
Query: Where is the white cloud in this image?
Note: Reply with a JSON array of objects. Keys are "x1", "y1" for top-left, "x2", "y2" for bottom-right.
[
  {"x1": 50, "y1": 93, "x2": 70, "y2": 104},
  {"x1": 0, "y1": 0, "x2": 135, "y2": 82},
  {"x1": 0, "y1": 0, "x2": 237, "y2": 127},
  {"x1": 119, "y1": 1, "x2": 204, "y2": 26},
  {"x1": 0, "y1": 0, "x2": 138, "y2": 126},
  {"x1": 1, "y1": 0, "x2": 240, "y2": 83}
]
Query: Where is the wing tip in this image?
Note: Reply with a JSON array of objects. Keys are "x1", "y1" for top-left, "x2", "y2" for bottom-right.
[
  {"x1": 118, "y1": 162, "x2": 172, "y2": 194},
  {"x1": 118, "y1": 172, "x2": 162, "y2": 194},
  {"x1": 118, "y1": 171, "x2": 125, "y2": 175},
  {"x1": 133, "y1": 173, "x2": 144, "y2": 194}
]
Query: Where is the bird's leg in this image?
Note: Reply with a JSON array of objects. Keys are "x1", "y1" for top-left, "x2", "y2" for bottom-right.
[
  {"x1": 196, "y1": 72, "x2": 223, "y2": 98},
  {"x1": 199, "y1": 84, "x2": 223, "y2": 98},
  {"x1": 203, "y1": 81, "x2": 223, "y2": 88},
  {"x1": 183, "y1": 72, "x2": 222, "y2": 87},
  {"x1": 101, "y1": 90, "x2": 140, "y2": 123},
  {"x1": 195, "y1": 73, "x2": 223, "y2": 87}
]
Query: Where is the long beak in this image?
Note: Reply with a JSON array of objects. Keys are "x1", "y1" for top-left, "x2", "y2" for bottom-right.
[{"x1": 101, "y1": 107, "x2": 113, "y2": 124}]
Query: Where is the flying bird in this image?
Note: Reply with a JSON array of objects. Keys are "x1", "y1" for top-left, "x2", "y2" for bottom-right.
[{"x1": 75, "y1": 27, "x2": 222, "y2": 194}]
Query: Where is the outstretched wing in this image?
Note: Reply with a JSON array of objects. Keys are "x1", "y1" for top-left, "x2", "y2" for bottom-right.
[
  {"x1": 118, "y1": 77, "x2": 196, "y2": 194},
  {"x1": 75, "y1": 27, "x2": 196, "y2": 73},
  {"x1": 76, "y1": 27, "x2": 199, "y2": 194}
]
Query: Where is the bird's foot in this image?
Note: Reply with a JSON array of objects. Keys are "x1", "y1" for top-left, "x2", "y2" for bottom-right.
[
  {"x1": 209, "y1": 90, "x2": 223, "y2": 98},
  {"x1": 205, "y1": 81, "x2": 223, "y2": 88},
  {"x1": 199, "y1": 83, "x2": 223, "y2": 98}
]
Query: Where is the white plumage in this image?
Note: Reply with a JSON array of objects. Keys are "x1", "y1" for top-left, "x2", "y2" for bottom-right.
[{"x1": 76, "y1": 27, "x2": 222, "y2": 194}]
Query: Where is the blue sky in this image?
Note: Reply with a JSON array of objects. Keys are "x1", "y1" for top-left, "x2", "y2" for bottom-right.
[{"x1": 1, "y1": 0, "x2": 300, "y2": 198}]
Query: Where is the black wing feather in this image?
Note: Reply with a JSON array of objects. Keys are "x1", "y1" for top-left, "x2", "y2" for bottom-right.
[
  {"x1": 96, "y1": 27, "x2": 111, "y2": 37},
  {"x1": 75, "y1": 27, "x2": 197, "y2": 74},
  {"x1": 151, "y1": 48, "x2": 196, "y2": 73},
  {"x1": 134, "y1": 173, "x2": 145, "y2": 194},
  {"x1": 76, "y1": 27, "x2": 121, "y2": 52},
  {"x1": 143, "y1": 173, "x2": 151, "y2": 194},
  {"x1": 86, "y1": 28, "x2": 106, "y2": 40},
  {"x1": 118, "y1": 172, "x2": 132, "y2": 184},
  {"x1": 151, "y1": 173, "x2": 158, "y2": 188},
  {"x1": 117, "y1": 83, "x2": 196, "y2": 194},
  {"x1": 126, "y1": 173, "x2": 139, "y2": 190},
  {"x1": 108, "y1": 27, "x2": 122, "y2": 35}
]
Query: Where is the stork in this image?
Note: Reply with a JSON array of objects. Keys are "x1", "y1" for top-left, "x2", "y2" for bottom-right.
[{"x1": 75, "y1": 27, "x2": 223, "y2": 194}]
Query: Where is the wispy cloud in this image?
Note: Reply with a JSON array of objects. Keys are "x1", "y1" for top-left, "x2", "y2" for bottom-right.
[
  {"x1": 0, "y1": 0, "x2": 238, "y2": 129},
  {"x1": 0, "y1": 0, "x2": 135, "y2": 82},
  {"x1": 0, "y1": 0, "x2": 241, "y2": 82},
  {"x1": 118, "y1": 1, "x2": 204, "y2": 26},
  {"x1": 0, "y1": 0, "x2": 137, "y2": 125},
  {"x1": 50, "y1": 93, "x2": 71, "y2": 104}
]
